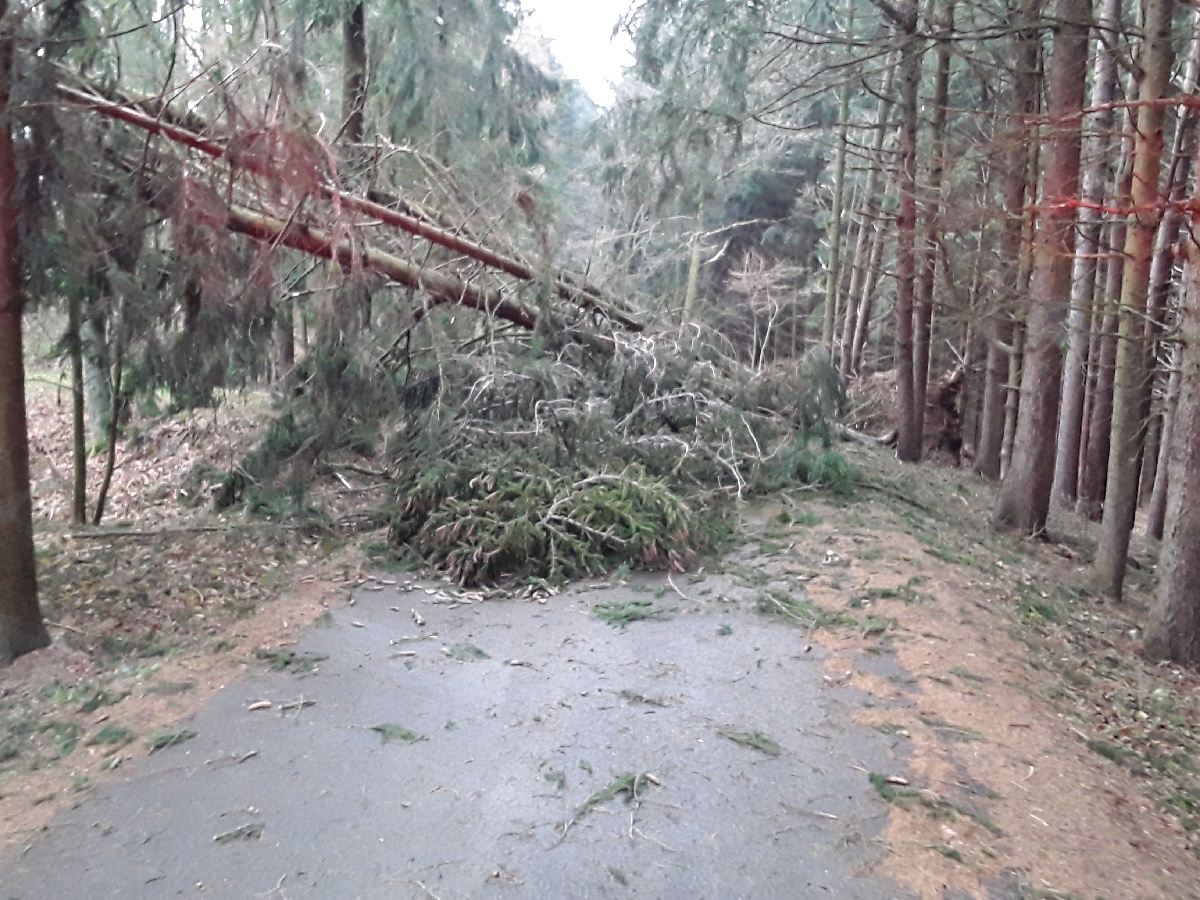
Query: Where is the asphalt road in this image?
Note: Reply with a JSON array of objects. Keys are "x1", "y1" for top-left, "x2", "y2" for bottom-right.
[{"x1": 1, "y1": 572, "x2": 912, "y2": 899}]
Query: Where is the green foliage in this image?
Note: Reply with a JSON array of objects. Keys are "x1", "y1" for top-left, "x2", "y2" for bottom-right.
[
  {"x1": 87, "y1": 725, "x2": 134, "y2": 746},
  {"x1": 594, "y1": 600, "x2": 661, "y2": 628},
  {"x1": 148, "y1": 729, "x2": 197, "y2": 752},
  {"x1": 253, "y1": 649, "x2": 329, "y2": 672},
  {"x1": 370, "y1": 724, "x2": 425, "y2": 744},
  {"x1": 447, "y1": 643, "x2": 490, "y2": 661},
  {"x1": 395, "y1": 462, "x2": 701, "y2": 586},
  {"x1": 719, "y1": 729, "x2": 782, "y2": 756}
]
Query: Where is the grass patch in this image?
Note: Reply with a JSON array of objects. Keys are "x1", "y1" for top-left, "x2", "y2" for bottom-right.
[
  {"x1": 148, "y1": 729, "x2": 197, "y2": 752},
  {"x1": 576, "y1": 773, "x2": 655, "y2": 817},
  {"x1": 543, "y1": 767, "x2": 567, "y2": 791},
  {"x1": 447, "y1": 643, "x2": 490, "y2": 661},
  {"x1": 37, "y1": 721, "x2": 82, "y2": 759},
  {"x1": 870, "y1": 772, "x2": 920, "y2": 804},
  {"x1": 756, "y1": 590, "x2": 856, "y2": 628},
  {"x1": 949, "y1": 666, "x2": 989, "y2": 684},
  {"x1": 253, "y1": 649, "x2": 329, "y2": 673},
  {"x1": 370, "y1": 723, "x2": 425, "y2": 744},
  {"x1": 87, "y1": 725, "x2": 133, "y2": 746},
  {"x1": 719, "y1": 729, "x2": 782, "y2": 757},
  {"x1": 594, "y1": 600, "x2": 661, "y2": 628},
  {"x1": 1087, "y1": 738, "x2": 1132, "y2": 766}
]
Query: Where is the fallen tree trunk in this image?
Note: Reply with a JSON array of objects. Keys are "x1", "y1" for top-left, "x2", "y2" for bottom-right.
[
  {"x1": 56, "y1": 83, "x2": 644, "y2": 332},
  {"x1": 225, "y1": 204, "x2": 539, "y2": 330}
]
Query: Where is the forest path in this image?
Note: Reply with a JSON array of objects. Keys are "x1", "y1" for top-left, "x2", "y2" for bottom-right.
[{"x1": 0, "y1": 567, "x2": 913, "y2": 899}]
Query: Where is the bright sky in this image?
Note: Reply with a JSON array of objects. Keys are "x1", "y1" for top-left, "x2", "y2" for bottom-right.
[{"x1": 521, "y1": 0, "x2": 635, "y2": 107}]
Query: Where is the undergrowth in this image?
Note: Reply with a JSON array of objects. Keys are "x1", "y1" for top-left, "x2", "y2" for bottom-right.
[{"x1": 214, "y1": 323, "x2": 855, "y2": 586}]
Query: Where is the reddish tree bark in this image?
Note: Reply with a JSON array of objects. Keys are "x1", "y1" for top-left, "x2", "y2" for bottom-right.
[
  {"x1": 993, "y1": 0, "x2": 1090, "y2": 534},
  {"x1": 1052, "y1": 0, "x2": 1122, "y2": 507},
  {"x1": 0, "y1": 1, "x2": 50, "y2": 663},
  {"x1": 1096, "y1": 0, "x2": 1174, "y2": 598},
  {"x1": 1144, "y1": 238, "x2": 1200, "y2": 664},
  {"x1": 975, "y1": 0, "x2": 1039, "y2": 480}
]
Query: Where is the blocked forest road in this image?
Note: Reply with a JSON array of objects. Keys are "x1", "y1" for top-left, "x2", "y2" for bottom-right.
[{"x1": 0, "y1": 572, "x2": 913, "y2": 899}]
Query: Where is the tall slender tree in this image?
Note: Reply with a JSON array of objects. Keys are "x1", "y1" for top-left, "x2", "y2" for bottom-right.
[
  {"x1": 1052, "y1": 0, "x2": 1122, "y2": 508},
  {"x1": 0, "y1": 0, "x2": 50, "y2": 663},
  {"x1": 993, "y1": 0, "x2": 1090, "y2": 534},
  {"x1": 1144, "y1": 243, "x2": 1200, "y2": 665},
  {"x1": 869, "y1": 0, "x2": 923, "y2": 462},
  {"x1": 913, "y1": 0, "x2": 955, "y2": 450},
  {"x1": 1095, "y1": 0, "x2": 1174, "y2": 597},
  {"x1": 975, "y1": 0, "x2": 1039, "y2": 480}
]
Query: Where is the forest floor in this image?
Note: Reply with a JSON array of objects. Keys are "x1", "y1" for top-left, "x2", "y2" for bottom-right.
[{"x1": 2, "y1": 373, "x2": 1199, "y2": 898}]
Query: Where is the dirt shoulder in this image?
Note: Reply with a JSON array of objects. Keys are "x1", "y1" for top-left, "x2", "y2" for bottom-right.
[{"x1": 770, "y1": 446, "x2": 1200, "y2": 899}]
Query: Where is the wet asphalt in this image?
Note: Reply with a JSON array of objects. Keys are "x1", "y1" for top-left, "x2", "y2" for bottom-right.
[{"x1": 1, "y1": 572, "x2": 913, "y2": 899}]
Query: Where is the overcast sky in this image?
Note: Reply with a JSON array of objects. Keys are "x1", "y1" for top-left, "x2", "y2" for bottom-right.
[{"x1": 521, "y1": 0, "x2": 635, "y2": 106}]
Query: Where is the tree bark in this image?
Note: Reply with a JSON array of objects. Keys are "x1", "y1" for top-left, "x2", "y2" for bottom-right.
[
  {"x1": 91, "y1": 296, "x2": 124, "y2": 527},
  {"x1": 0, "y1": 1, "x2": 50, "y2": 663},
  {"x1": 1147, "y1": 339, "x2": 1181, "y2": 538},
  {"x1": 683, "y1": 202, "x2": 705, "y2": 320},
  {"x1": 840, "y1": 59, "x2": 896, "y2": 378},
  {"x1": 1052, "y1": 0, "x2": 1122, "y2": 507},
  {"x1": 850, "y1": 215, "x2": 891, "y2": 373},
  {"x1": 1096, "y1": 0, "x2": 1173, "y2": 598},
  {"x1": 1079, "y1": 141, "x2": 1136, "y2": 519},
  {"x1": 893, "y1": 0, "x2": 923, "y2": 463},
  {"x1": 1143, "y1": 13, "x2": 1200, "y2": 537},
  {"x1": 823, "y1": 1, "x2": 854, "y2": 354},
  {"x1": 1144, "y1": 241, "x2": 1200, "y2": 665},
  {"x1": 67, "y1": 290, "x2": 86, "y2": 524},
  {"x1": 913, "y1": 0, "x2": 955, "y2": 451},
  {"x1": 993, "y1": 0, "x2": 1090, "y2": 534},
  {"x1": 343, "y1": 1, "x2": 367, "y2": 143},
  {"x1": 975, "y1": 0, "x2": 1039, "y2": 480},
  {"x1": 1000, "y1": 320, "x2": 1024, "y2": 478}
]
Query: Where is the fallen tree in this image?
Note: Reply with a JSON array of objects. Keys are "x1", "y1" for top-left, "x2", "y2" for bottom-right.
[
  {"x1": 56, "y1": 82, "x2": 644, "y2": 333},
  {"x1": 55, "y1": 76, "x2": 853, "y2": 588}
]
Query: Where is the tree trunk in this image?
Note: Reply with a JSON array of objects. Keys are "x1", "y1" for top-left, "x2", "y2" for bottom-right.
[
  {"x1": 850, "y1": 216, "x2": 891, "y2": 374},
  {"x1": 67, "y1": 290, "x2": 86, "y2": 524},
  {"x1": 1096, "y1": 0, "x2": 1173, "y2": 598},
  {"x1": 1052, "y1": 0, "x2": 1122, "y2": 507},
  {"x1": 343, "y1": 1, "x2": 367, "y2": 143},
  {"x1": 1139, "y1": 405, "x2": 1161, "y2": 505},
  {"x1": 1000, "y1": 321, "x2": 1024, "y2": 478},
  {"x1": 1147, "y1": 338, "x2": 1181, "y2": 538},
  {"x1": 913, "y1": 0, "x2": 955, "y2": 451},
  {"x1": 975, "y1": 0, "x2": 1039, "y2": 480},
  {"x1": 0, "y1": 2, "x2": 50, "y2": 663},
  {"x1": 894, "y1": 0, "x2": 922, "y2": 463},
  {"x1": 823, "y1": 1, "x2": 854, "y2": 354},
  {"x1": 92, "y1": 296, "x2": 125, "y2": 527},
  {"x1": 683, "y1": 202, "x2": 705, "y2": 320},
  {"x1": 1079, "y1": 140, "x2": 1136, "y2": 519},
  {"x1": 993, "y1": 0, "x2": 1090, "y2": 534},
  {"x1": 840, "y1": 59, "x2": 896, "y2": 378},
  {"x1": 1142, "y1": 14, "x2": 1200, "y2": 537},
  {"x1": 1144, "y1": 240, "x2": 1200, "y2": 665}
]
